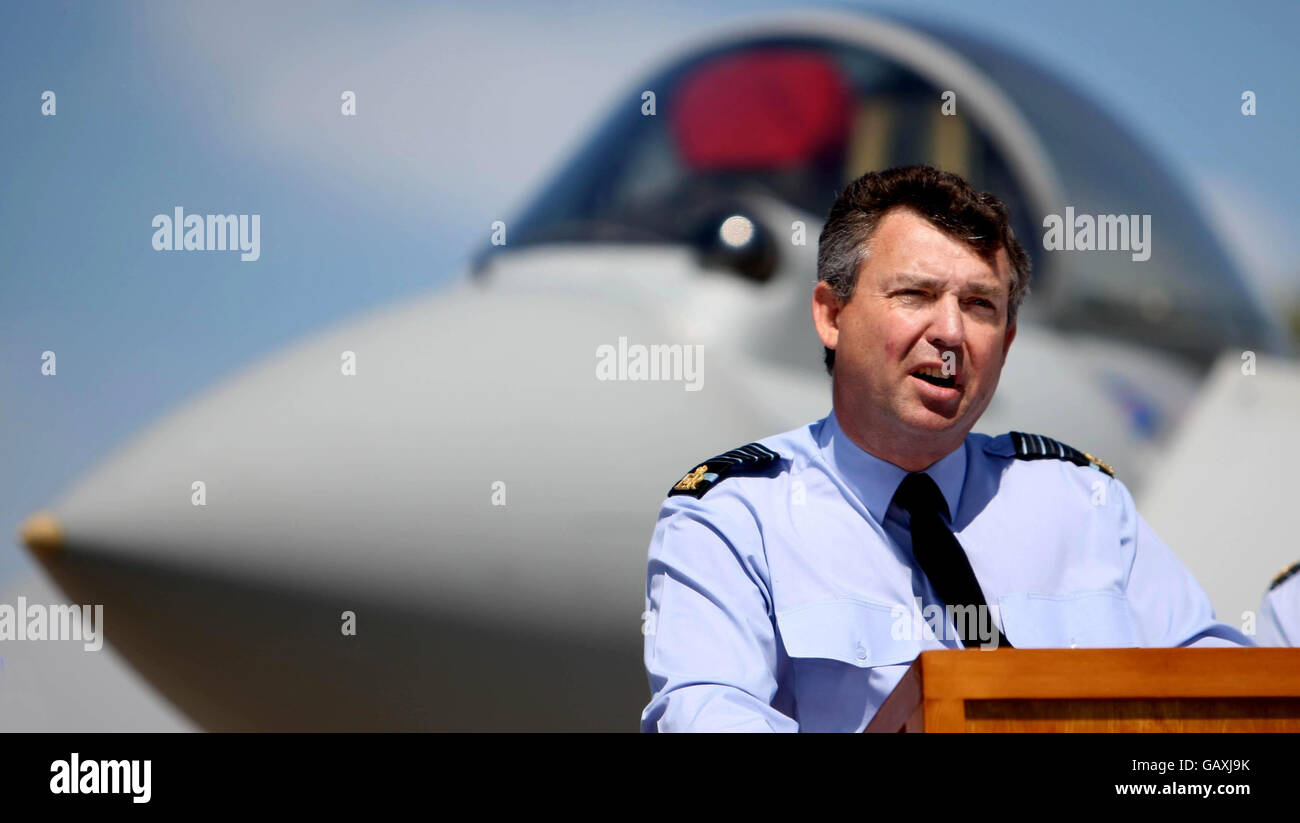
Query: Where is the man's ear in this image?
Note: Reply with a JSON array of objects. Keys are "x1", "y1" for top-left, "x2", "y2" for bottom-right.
[
  {"x1": 812, "y1": 281, "x2": 842, "y2": 351},
  {"x1": 1002, "y1": 320, "x2": 1017, "y2": 358}
]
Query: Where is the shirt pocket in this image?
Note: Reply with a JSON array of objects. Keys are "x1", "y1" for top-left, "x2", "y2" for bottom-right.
[
  {"x1": 775, "y1": 598, "x2": 918, "y2": 667},
  {"x1": 998, "y1": 590, "x2": 1141, "y2": 648}
]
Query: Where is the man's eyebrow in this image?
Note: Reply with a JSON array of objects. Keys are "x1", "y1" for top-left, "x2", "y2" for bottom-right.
[
  {"x1": 883, "y1": 273, "x2": 1004, "y2": 298},
  {"x1": 883, "y1": 273, "x2": 945, "y2": 291},
  {"x1": 962, "y1": 281, "x2": 1003, "y2": 298}
]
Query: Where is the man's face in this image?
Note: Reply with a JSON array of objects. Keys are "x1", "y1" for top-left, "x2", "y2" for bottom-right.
[{"x1": 813, "y1": 207, "x2": 1017, "y2": 466}]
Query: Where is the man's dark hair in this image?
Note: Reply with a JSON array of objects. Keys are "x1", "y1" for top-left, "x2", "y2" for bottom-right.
[{"x1": 816, "y1": 165, "x2": 1031, "y2": 373}]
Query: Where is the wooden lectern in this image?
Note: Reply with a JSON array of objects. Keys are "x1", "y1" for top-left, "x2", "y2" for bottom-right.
[{"x1": 863, "y1": 648, "x2": 1300, "y2": 732}]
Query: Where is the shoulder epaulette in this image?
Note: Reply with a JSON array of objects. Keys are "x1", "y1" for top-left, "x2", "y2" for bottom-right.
[
  {"x1": 1001, "y1": 431, "x2": 1115, "y2": 477},
  {"x1": 667, "y1": 442, "x2": 782, "y2": 498},
  {"x1": 1270, "y1": 561, "x2": 1300, "y2": 592}
]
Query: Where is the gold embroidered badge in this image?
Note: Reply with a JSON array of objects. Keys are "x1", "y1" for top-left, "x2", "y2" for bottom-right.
[
  {"x1": 674, "y1": 465, "x2": 709, "y2": 491},
  {"x1": 1081, "y1": 451, "x2": 1115, "y2": 477}
]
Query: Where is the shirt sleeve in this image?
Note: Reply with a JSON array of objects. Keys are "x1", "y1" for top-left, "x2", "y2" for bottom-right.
[
  {"x1": 1116, "y1": 478, "x2": 1254, "y2": 648},
  {"x1": 640, "y1": 493, "x2": 797, "y2": 732}
]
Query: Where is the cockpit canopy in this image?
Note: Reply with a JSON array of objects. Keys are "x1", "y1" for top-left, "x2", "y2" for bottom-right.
[{"x1": 485, "y1": 19, "x2": 1288, "y2": 367}]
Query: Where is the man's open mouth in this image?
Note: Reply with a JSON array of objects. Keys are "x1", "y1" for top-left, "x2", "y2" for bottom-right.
[{"x1": 910, "y1": 368, "x2": 957, "y2": 389}]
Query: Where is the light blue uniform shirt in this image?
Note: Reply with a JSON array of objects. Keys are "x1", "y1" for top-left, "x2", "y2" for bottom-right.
[
  {"x1": 1257, "y1": 566, "x2": 1299, "y2": 646},
  {"x1": 640, "y1": 412, "x2": 1250, "y2": 732}
]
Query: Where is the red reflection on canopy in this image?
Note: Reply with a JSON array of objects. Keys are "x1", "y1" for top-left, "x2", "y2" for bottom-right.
[{"x1": 670, "y1": 50, "x2": 852, "y2": 171}]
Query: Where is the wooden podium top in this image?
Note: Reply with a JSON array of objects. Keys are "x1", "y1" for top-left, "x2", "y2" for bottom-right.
[{"x1": 864, "y1": 648, "x2": 1300, "y2": 733}]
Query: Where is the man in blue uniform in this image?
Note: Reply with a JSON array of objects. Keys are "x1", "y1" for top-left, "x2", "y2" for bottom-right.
[{"x1": 640, "y1": 165, "x2": 1249, "y2": 733}]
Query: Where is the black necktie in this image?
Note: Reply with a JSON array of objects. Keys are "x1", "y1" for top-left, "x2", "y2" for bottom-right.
[{"x1": 892, "y1": 472, "x2": 1011, "y2": 649}]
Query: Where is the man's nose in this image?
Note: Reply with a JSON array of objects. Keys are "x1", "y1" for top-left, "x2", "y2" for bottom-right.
[{"x1": 926, "y1": 295, "x2": 965, "y2": 350}]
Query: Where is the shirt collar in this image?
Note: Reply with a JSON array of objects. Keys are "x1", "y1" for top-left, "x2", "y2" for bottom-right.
[{"x1": 818, "y1": 410, "x2": 967, "y2": 524}]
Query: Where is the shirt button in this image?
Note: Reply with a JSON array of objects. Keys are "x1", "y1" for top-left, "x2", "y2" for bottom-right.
[{"x1": 855, "y1": 643, "x2": 868, "y2": 660}]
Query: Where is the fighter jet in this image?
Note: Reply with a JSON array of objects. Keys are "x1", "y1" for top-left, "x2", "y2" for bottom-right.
[{"x1": 16, "y1": 10, "x2": 1295, "y2": 730}]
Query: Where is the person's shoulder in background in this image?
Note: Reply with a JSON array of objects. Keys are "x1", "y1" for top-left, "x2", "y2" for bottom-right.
[{"x1": 1257, "y1": 561, "x2": 1300, "y2": 647}]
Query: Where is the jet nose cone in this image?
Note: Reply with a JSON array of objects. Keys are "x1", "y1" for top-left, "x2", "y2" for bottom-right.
[
  {"x1": 25, "y1": 268, "x2": 823, "y2": 729},
  {"x1": 18, "y1": 511, "x2": 64, "y2": 558},
  {"x1": 26, "y1": 280, "x2": 727, "y2": 729}
]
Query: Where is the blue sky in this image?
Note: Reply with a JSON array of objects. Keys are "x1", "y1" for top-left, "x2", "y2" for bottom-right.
[{"x1": 2, "y1": 0, "x2": 1297, "y2": 585}]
